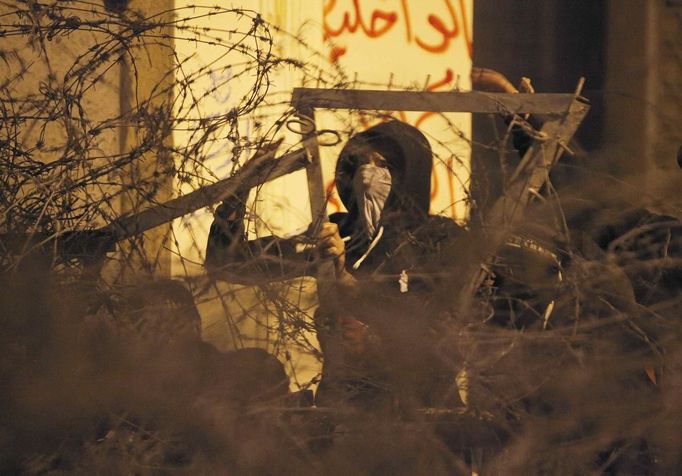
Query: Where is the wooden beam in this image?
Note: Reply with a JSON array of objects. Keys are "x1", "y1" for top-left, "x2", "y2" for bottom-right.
[
  {"x1": 103, "y1": 147, "x2": 309, "y2": 242},
  {"x1": 295, "y1": 103, "x2": 339, "y2": 304},
  {"x1": 9, "y1": 88, "x2": 589, "y2": 259},
  {"x1": 292, "y1": 88, "x2": 578, "y2": 114},
  {"x1": 1, "y1": 147, "x2": 310, "y2": 256}
]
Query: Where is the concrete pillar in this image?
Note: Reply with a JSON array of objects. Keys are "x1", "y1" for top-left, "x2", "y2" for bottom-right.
[
  {"x1": 113, "y1": 0, "x2": 175, "y2": 280},
  {"x1": 648, "y1": 1, "x2": 682, "y2": 214},
  {"x1": 602, "y1": 0, "x2": 658, "y2": 186},
  {"x1": 603, "y1": 0, "x2": 682, "y2": 213}
]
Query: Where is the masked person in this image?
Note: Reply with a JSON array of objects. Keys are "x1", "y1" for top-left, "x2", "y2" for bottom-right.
[
  {"x1": 206, "y1": 120, "x2": 468, "y2": 411},
  {"x1": 205, "y1": 69, "x2": 555, "y2": 413}
]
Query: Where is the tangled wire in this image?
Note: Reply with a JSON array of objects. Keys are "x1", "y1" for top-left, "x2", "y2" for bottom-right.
[{"x1": 1, "y1": 1, "x2": 682, "y2": 474}]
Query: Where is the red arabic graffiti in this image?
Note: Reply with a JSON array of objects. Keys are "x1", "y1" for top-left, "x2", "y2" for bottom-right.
[
  {"x1": 324, "y1": 0, "x2": 398, "y2": 39},
  {"x1": 323, "y1": 0, "x2": 472, "y2": 60}
]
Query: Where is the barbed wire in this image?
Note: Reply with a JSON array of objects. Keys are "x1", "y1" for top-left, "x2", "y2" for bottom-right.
[{"x1": 1, "y1": 1, "x2": 681, "y2": 474}]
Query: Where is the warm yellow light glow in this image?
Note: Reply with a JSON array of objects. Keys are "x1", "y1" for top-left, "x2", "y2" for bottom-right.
[{"x1": 172, "y1": 0, "x2": 473, "y2": 389}]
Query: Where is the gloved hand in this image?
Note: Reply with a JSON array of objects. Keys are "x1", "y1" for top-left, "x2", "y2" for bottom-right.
[
  {"x1": 215, "y1": 190, "x2": 248, "y2": 222},
  {"x1": 213, "y1": 138, "x2": 283, "y2": 224}
]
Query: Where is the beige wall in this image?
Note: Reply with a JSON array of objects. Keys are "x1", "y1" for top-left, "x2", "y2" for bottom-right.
[
  {"x1": 1, "y1": 0, "x2": 174, "y2": 279},
  {"x1": 1, "y1": 1, "x2": 121, "y2": 228},
  {"x1": 171, "y1": 0, "x2": 474, "y2": 279}
]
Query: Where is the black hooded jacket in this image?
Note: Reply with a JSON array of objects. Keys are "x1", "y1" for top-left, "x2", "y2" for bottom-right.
[
  {"x1": 328, "y1": 120, "x2": 464, "y2": 296},
  {"x1": 317, "y1": 121, "x2": 467, "y2": 408},
  {"x1": 205, "y1": 120, "x2": 465, "y2": 299},
  {"x1": 204, "y1": 120, "x2": 522, "y2": 408}
]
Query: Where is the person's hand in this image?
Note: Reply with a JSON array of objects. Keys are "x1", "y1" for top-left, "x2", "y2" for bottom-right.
[
  {"x1": 216, "y1": 193, "x2": 247, "y2": 222},
  {"x1": 472, "y1": 68, "x2": 535, "y2": 122},
  {"x1": 518, "y1": 76, "x2": 535, "y2": 94},
  {"x1": 472, "y1": 67, "x2": 535, "y2": 94},
  {"x1": 317, "y1": 221, "x2": 347, "y2": 275},
  {"x1": 472, "y1": 67, "x2": 518, "y2": 93}
]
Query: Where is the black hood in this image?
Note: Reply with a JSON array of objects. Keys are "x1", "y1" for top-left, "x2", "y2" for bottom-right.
[{"x1": 335, "y1": 120, "x2": 432, "y2": 230}]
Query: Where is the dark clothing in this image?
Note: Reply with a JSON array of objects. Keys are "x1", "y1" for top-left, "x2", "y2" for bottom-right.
[
  {"x1": 331, "y1": 121, "x2": 464, "y2": 286},
  {"x1": 205, "y1": 120, "x2": 465, "y2": 292},
  {"x1": 206, "y1": 120, "x2": 466, "y2": 409},
  {"x1": 559, "y1": 197, "x2": 682, "y2": 324},
  {"x1": 322, "y1": 121, "x2": 469, "y2": 410}
]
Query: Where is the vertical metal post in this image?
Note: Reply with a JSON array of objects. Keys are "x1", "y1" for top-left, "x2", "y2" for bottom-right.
[{"x1": 296, "y1": 106, "x2": 337, "y2": 308}]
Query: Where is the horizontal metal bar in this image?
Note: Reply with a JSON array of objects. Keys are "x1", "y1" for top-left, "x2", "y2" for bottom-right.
[
  {"x1": 292, "y1": 88, "x2": 580, "y2": 114},
  {"x1": 103, "y1": 147, "x2": 309, "y2": 242}
]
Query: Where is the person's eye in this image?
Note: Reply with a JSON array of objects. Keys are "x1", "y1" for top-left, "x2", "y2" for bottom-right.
[{"x1": 368, "y1": 151, "x2": 388, "y2": 166}]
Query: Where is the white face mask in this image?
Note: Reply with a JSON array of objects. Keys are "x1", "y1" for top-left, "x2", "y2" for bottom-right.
[{"x1": 352, "y1": 163, "x2": 392, "y2": 238}]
